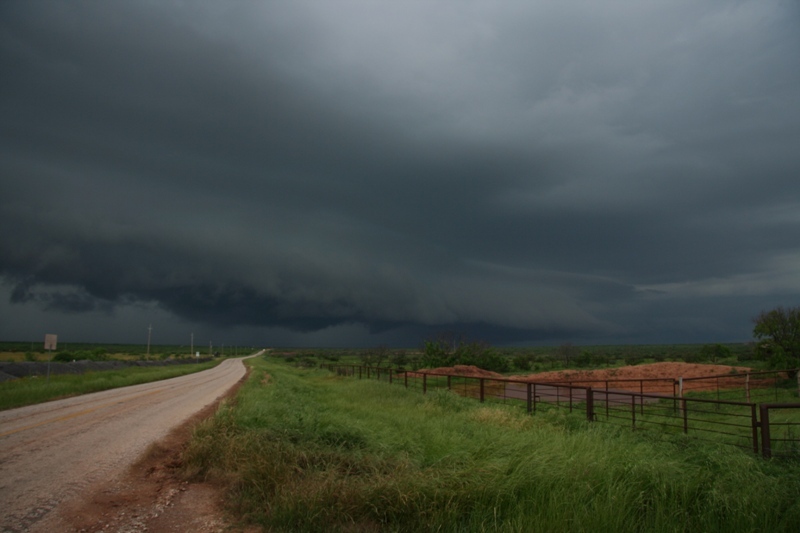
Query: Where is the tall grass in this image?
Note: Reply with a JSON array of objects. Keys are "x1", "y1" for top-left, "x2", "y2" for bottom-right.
[
  {"x1": 0, "y1": 359, "x2": 221, "y2": 410},
  {"x1": 183, "y1": 358, "x2": 800, "y2": 532}
]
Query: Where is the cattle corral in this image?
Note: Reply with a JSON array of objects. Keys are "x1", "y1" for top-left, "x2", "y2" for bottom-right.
[{"x1": 326, "y1": 361, "x2": 800, "y2": 459}]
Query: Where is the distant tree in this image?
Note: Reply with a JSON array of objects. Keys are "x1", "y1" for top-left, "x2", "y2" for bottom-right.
[
  {"x1": 575, "y1": 350, "x2": 593, "y2": 368},
  {"x1": 361, "y1": 345, "x2": 390, "y2": 367},
  {"x1": 419, "y1": 332, "x2": 509, "y2": 372},
  {"x1": 558, "y1": 342, "x2": 578, "y2": 367},
  {"x1": 390, "y1": 349, "x2": 408, "y2": 368},
  {"x1": 753, "y1": 306, "x2": 800, "y2": 376},
  {"x1": 699, "y1": 344, "x2": 731, "y2": 363},
  {"x1": 420, "y1": 332, "x2": 462, "y2": 369},
  {"x1": 512, "y1": 354, "x2": 532, "y2": 371}
]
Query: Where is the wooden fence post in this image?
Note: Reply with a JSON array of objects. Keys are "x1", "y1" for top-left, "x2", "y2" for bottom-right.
[{"x1": 745, "y1": 373, "x2": 750, "y2": 403}]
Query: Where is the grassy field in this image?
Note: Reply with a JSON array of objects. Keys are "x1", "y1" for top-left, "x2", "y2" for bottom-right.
[
  {"x1": 183, "y1": 356, "x2": 800, "y2": 532},
  {"x1": 0, "y1": 340, "x2": 257, "y2": 362},
  {"x1": 0, "y1": 359, "x2": 222, "y2": 411}
]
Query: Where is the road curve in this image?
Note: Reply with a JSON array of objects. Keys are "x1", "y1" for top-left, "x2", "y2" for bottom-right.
[{"x1": 0, "y1": 355, "x2": 256, "y2": 532}]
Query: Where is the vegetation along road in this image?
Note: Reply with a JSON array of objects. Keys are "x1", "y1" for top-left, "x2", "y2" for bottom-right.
[{"x1": 0, "y1": 354, "x2": 255, "y2": 532}]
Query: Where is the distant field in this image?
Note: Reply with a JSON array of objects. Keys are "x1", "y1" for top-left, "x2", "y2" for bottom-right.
[
  {"x1": 0, "y1": 359, "x2": 223, "y2": 411},
  {"x1": 0, "y1": 341, "x2": 258, "y2": 362},
  {"x1": 0, "y1": 341, "x2": 264, "y2": 410}
]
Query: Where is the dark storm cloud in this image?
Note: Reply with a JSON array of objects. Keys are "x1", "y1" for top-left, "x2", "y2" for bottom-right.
[{"x1": 1, "y1": 1, "x2": 799, "y2": 345}]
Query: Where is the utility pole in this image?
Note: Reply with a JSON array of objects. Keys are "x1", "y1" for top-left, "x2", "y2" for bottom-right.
[
  {"x1": 147, "y1": 324, "x2": 152, "y2": 357},
  {"x1": 190, "y1": 332, "x2": 194, "y2": 357}
]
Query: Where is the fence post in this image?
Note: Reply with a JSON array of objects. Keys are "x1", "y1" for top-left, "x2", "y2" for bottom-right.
[
  {"x1": 639, "y1": 381, "x2": 644, "y2": 416},
  {"x1": 533, "y1": 383, "x2": 538, "y2": 413},
  {"x1": 631, "y1": 395, "x2": 636, "y2": 430},
  {"x1": 569, "y1": 386, "x2": 573, "y2": 413},
  {"x1": 682, "y1": 398, "x2": 688, "y2": 434},
  {"x1": 526, "y1": 383, "x2": 532, "y2": 414},
  {"x1": 480, "y1": 379, "x2": 485, "y2": 403},
  {"x1": 751, "y1": 404, "x2": 759, "y2": 455},
  {"x1": 760, "y1": 404, "x2": 771, "y2": 458},
  {"x1": 746, "y1": 373, "x2": 750, "y2": 403},
  {"x1": 673, "y1": 380, "x2": 678, "y2": 413},
  {"x1": 586, "y1": 388, "x2": 594, "y2": 422}
]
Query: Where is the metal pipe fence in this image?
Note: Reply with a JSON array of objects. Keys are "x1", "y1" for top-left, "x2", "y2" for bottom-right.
[
  {"x1": 759, "y1": 404, "x2": 800, "y2": 458},
  {"x1": 681, "y1": 369, "x2": 798, "y2": 403},
  {"x1": 322, "y1": 364, "x2": 800, "y2": 458},
  {"x1": 529, "y1": 369, "x2": 799, "y2": 401}
]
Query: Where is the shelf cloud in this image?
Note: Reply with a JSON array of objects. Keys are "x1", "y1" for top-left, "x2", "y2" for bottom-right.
[{"x1": 1, "y1": 1, "x2": 799, "y2": 346}]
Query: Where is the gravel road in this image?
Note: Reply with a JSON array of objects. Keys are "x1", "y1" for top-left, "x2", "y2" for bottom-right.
[{"x1": 0, "y1": 355, "x2": 255, "y2": 532}]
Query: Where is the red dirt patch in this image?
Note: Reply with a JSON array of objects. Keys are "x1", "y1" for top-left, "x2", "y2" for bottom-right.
[
  {"x1": 410, "y1": 365, "x2": 504, "y2": 379},
  {"x1": 418, "y1": 362, "x2": 760, "y2": 394},
  {"x1": 517, "y1": 362, "x2": 752, "y2": 383},
  {"x1": 512, "y1": 362, "x2": 755, "y2": 393}
]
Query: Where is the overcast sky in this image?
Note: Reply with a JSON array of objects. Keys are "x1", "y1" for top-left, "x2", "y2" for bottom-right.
[{"x1": 1, "y1": 1, "x2": 799, "y2": 348}]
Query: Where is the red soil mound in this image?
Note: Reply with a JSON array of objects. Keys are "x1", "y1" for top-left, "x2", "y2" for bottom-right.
[
  {"x1": 515, "y1": 362, "x2": 753, "y2": 383},
  {"x1": 413, "y1": 365, "x2": 504, "y2": 379},
  {"x1": 413, "y1": 362, "x2": 767, "y2": 394}
]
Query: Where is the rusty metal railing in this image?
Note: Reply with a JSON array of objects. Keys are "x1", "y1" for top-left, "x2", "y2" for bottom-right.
[{"x1": 322, "y1": 363, "x2": 800, "y2": 458}]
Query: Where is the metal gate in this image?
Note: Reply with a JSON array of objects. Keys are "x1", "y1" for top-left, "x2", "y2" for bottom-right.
[{"x1": 759, "y1": 403, "x2": 800, "y2": 458}]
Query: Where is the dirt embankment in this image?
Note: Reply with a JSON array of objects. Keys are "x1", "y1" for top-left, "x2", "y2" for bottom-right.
[
  {"x1": 416, "y1": 362, "x2": 752, "y2": 383},
  {"x1": 512, "y1": 362, "x2": 753, "y2": 383},
  {"x1": 416, "y1": 362, "x2": 759, "y2": 394},
  {"x1": 408, "y1": 364, "x2": 504, "y2": 379}
]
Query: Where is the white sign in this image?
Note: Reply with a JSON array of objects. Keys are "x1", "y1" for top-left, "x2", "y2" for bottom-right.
[{"x1": 44, "y1": 334, "x2": 58, "y2": 351}]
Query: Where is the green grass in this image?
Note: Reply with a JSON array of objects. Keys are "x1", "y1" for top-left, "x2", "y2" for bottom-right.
[
  {"x1": 183, "y1": 357, "x2": 800, "y2": 532},
  {"x1": 0, "y1": 359, "x2": 222, "y2": 410}
]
